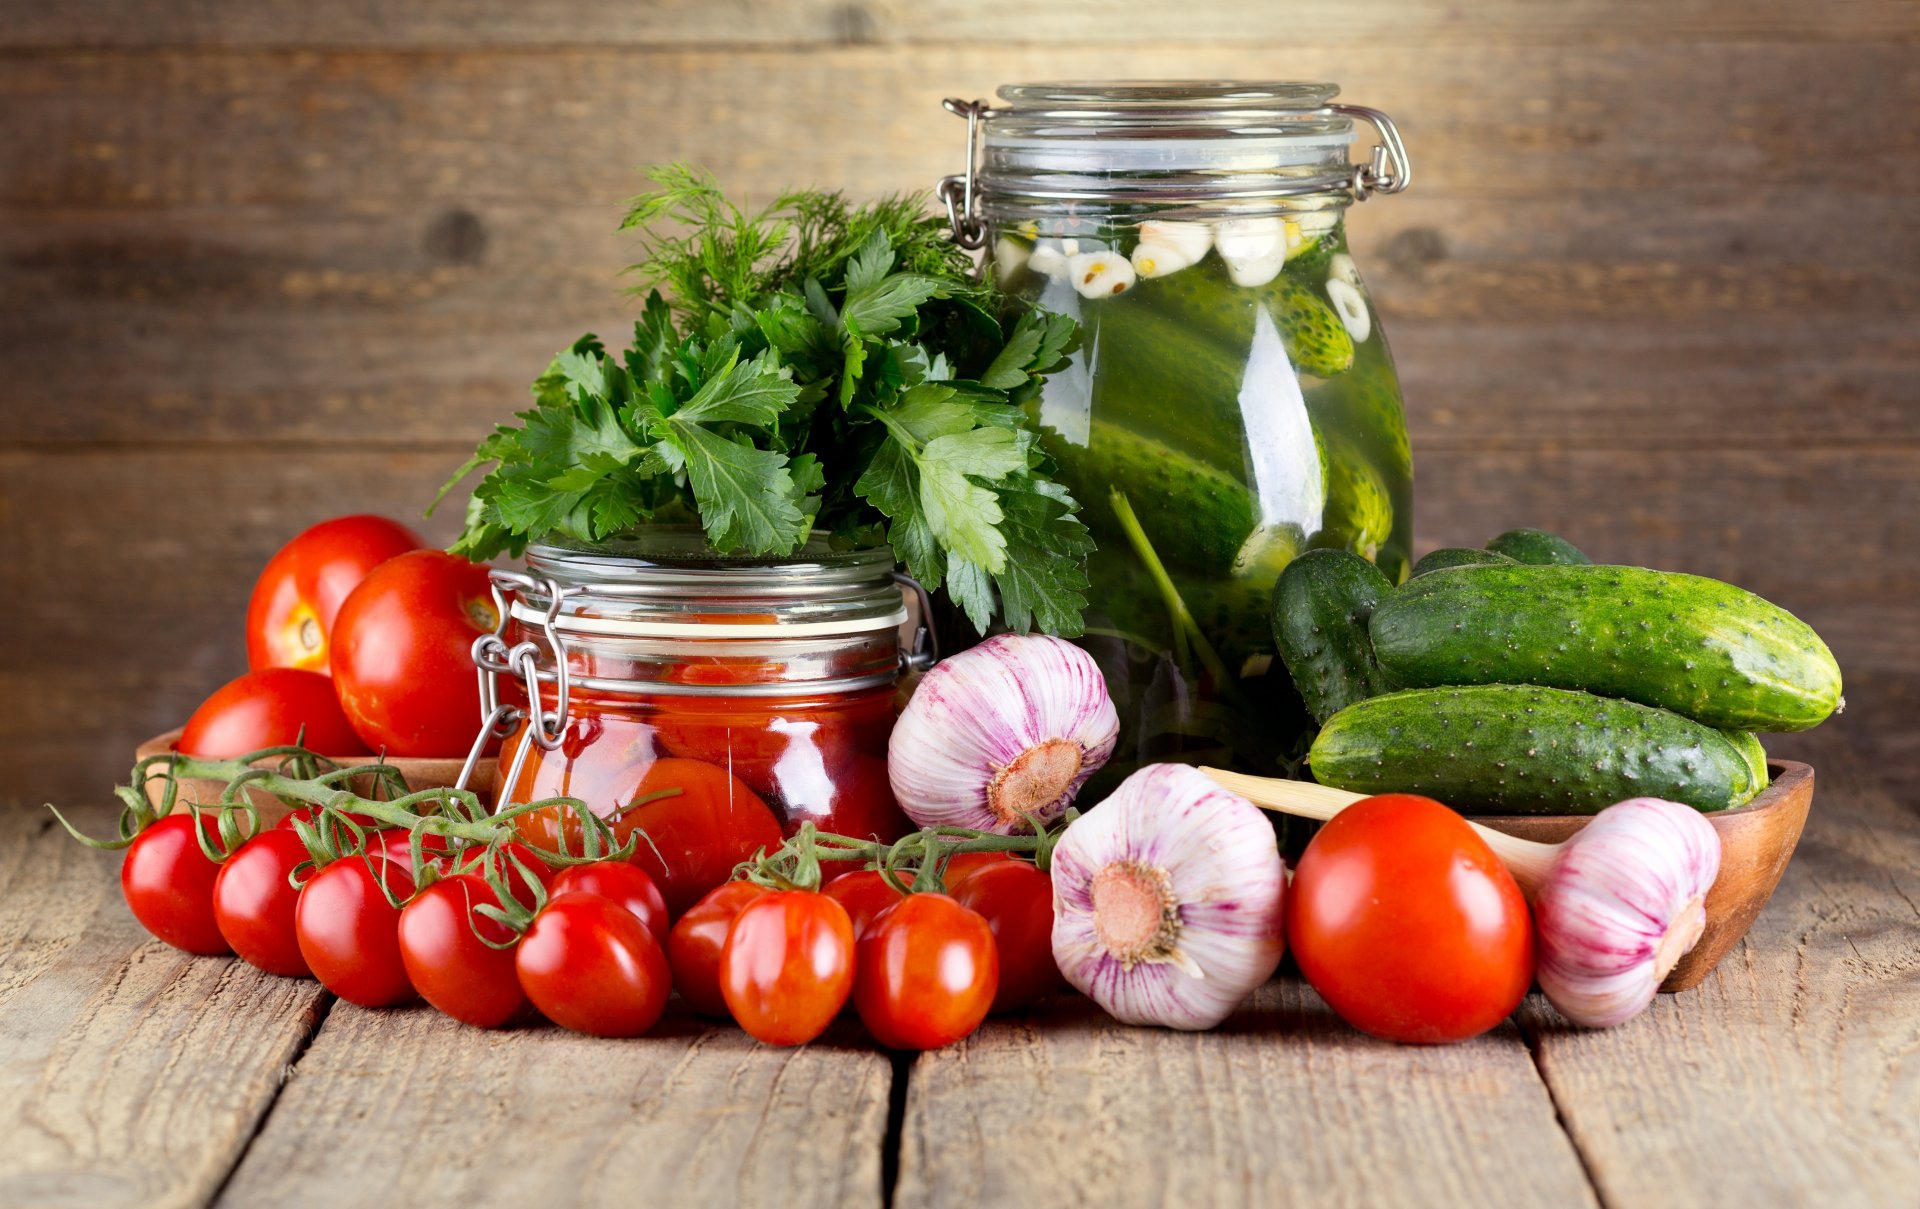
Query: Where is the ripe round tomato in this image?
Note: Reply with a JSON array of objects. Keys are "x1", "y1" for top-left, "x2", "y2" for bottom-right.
[
  {"x1": 1289, "y1": 794, "x2": 1535, "y2": 1044},
  {"x1": 329, "y1": 550, "x2": 497, "y2": 757},
  {"x1": 121, "y1": 813, "x2": 230, "y2": 955},
  {"x1": 854, "y1": 893, "x2": 998, "y2": 1050},
  {"x1": 822, "y1": 869, "x2": 907, "y2": 939},
  {"x1": 516, "y1": 892, "x2": 670, "y2": 1037},
  {"x1": 398, "y1": 874, "x2": 526, "y2": 1029},
  {"x1": 295, "y1": 855, "x2": 416, "y2": 1007},
  {"x1": 212, "y1": 829, "x2": 311, "y2": 976},
  {"x1": 514, "y1": 757, "x2": 783, "y2": 917},
  {"x1": 949, "y1": 859, "x2": 1062, "y2": 1013},
  {"x1": 177, "y1": 668, "x2": 364, "y2": 759},
  {"x1": 667, "y1": 880, "x2": 772, "y2": 1018},
  {"x1": 720, "y1": 890, "x2": 855, "y2": 1045},
  {"x1": 551, "y1": 862, "x2": 669, "y2": 945},
  {"x1": 939, "y1": 850, "x2": 1014, "y2": 890},
  {"x1": 247, "y1": 515, "x2": 423, "y2": 673},
  {"x1": 366, "y1": 826, "x2": 456, "y2": 875}
]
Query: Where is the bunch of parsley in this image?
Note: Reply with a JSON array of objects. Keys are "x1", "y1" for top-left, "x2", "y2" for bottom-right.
[{"x1": 435, "y1": 166, "x2": 1091, "y2": 636}]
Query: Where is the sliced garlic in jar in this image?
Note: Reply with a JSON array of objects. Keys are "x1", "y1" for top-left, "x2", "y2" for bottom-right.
[
  {"x1": 1215, "y1": 217, "x2": 1288, "y2": 287},
  {"x1": 1069, "y1": 249, "x2": 1137, "y2": 298},
  {"x1": 1328, "y1": 252, "x2": 1361, "y2": 287},
  {"x1": 1129, "y1": 220, "x2": 1212, "y2": 278},
  {"x1": 1326, "y1": 277, "x2": 1372, "y2": 342},
  {"x1": 992, "y1": 235, "x2": 1033, "y2": 286},
  {"x1": 1026, "y1": 241, "x2": 1072, "y2": 282}
]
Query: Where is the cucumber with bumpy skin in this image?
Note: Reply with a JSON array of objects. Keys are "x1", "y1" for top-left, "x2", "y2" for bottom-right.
[
  {"x1": 1318, "y1": 444, "x2": 1394, "y2": 564},
  {"x1": 1272, "y1": 549, "x2": 1393, "y2": 724},
  {"x1": 1370, "y1": 563, "x2": 1844, "y2": 732},
  {"x1": 1725, "y1": 731, "x2": 1771, "y2": 793},
  {"x1": 1309, "y1": 684, "x2": 1761, "y2": 814},
  {"x1": 1049, "y1": 424, "x2": 1256, "y2": 577},
  {"x1": 1411, "y1": 547, "x2": 1516, "y2": 577},
  {"x1": 1135, "y1": 258, "x2": 1355, "y2": 378},
  {"x1": 1487, "y1": 528, "x2": 1592, "y2": 566}
]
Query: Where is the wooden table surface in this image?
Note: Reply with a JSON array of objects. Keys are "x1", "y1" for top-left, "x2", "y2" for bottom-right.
[{"x1": 4, "y1": 735, "x2": 1916, "y2": 1209}]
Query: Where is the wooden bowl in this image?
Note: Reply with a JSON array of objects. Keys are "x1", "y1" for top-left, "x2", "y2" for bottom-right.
[
  {"x1": 1476, "y1": 760, "x2": 1814, "y2": 993},
  {"x1": 134, "y1": 728, "x2": 496, "y2": 826}
]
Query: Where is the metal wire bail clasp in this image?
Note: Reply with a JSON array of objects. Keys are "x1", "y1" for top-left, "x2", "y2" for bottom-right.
[
  {"x1": 937, "y1": 97, "x2": 990, "y2": 249},
  {"x1": 1329, "y1": 104, "x2": 1413, "y2": 199},
  {"x1": 456, "y1": 569, "x2": 576, "y2": 809}
]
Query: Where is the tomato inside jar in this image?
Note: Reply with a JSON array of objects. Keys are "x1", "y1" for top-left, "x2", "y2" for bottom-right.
[{"x1": 486, "y1": 533, "x2": 917, "y2": 913}]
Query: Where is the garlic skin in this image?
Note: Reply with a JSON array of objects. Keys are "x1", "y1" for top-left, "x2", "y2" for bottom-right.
[
  {"x1": 1068, "y1": 249, "x2": 1136, "y2": 299},
  {"x1": 1051, "y1": 764, "x2": 1286, "y2": 1030},
  {"x1": 1534, "y1": 797, "x2": 1722, "y2": 1028},
  {"x1": 1215, "y1": 217, "x2": 1288, "y2": 287},
  {"x1": 888, "y1": 635, "x2": 1119, "y2": 835},
  {"x1": 1129, "y1": 220, "x2": 1212, "y2": 278}
]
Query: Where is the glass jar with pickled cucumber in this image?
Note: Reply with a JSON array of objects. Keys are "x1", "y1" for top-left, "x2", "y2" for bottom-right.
[{"x1": 938, "y1": 82, "x2": 1415, "y2": 783}]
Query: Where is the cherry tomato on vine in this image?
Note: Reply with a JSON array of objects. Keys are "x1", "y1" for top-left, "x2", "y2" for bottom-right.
[
  {"x1": 329, "y1": 550, "x2": 497, "y2": 757},
  {"x1": 212, "y1": 828, "x2": 312, "y2": 976},
  {"x1": 398, "y1": 874, "x2": 526, "y2": 1029},
  {"x1": 854, "y1": 893, "x2": 998, "y2": 1050},
  {"x1": 720, "y1": 890, "x2": 856, "y2": 1046},
  {"x1": 551, "y1": 862, "x2": 669, "y2": 945},
  {"x1": 177, "y1": 668, "x2": 364, "y2": 759},
  {"x1": 247, "y1": 514, "x2": 423, "y2": 674},
  {"x1": 278, "y1": 803, "x2": 388, "y2": 845},
  {"x1": 453, "y1": 840, "x2": 554, "y2": 912},
  {"x1": 822, "y1": 869, "x2": 907, "y2": 939},
  {"x1": 1288, "y1": 794, "x2": 1535, "y2": 1045},
  {"x1": 513, "y1": 757, "x2": 783, "y2": 916},
  {"x1": 295, "y1": 855, "x2": 416, "y2": 1007},
  {"x1": 515, "y1": 892, "x2": 670, "y2": 1038},
  {"x1": 121, "y1": 813, "x2": 230, "y2": 955},
  {"x1": 668, "y1": 880, "x2": 772, "y2": 1018},
  {"x1": 949, "y1": 860, "x2": 1063, "y2": 1013},
  {"x1": 939, "y1": 850, "x2": 1014, "y2": 890},
  {"x1": 368, "y1": 826, "x2": 455, "y2": 877}
]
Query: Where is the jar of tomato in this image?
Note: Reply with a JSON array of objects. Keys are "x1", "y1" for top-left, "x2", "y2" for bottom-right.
[{"x1": 478, "y1": 531, "x2": 916, "y2": 913}]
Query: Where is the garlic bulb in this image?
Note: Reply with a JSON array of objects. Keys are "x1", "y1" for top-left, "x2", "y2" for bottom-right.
[
  {"x1": 1068, "y1": 249, "x2": 1136, "y2": 299},
  {"x1": 1129, "y1": 221, "x2": 1212, "y2": 278},
  {"x1": 888, "y1": 635, "x2": 1119, "y2": 834},
  {"x1": 1051, "y1": 764, "x2": 1286, "y2": 1030},
  {"x1": 1215, "y1": 217, "x2": 1288, "y2": 287},
  {"x1": 1534, "y1": 797, "x2": 1721, "y2": 1028}
]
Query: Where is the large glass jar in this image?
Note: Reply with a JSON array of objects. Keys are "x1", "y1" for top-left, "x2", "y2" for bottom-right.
[
  {"x1": 941, "y1": 81, "x2": 1415, "y2": 783},
  {"x1": 486, "y1": 532, "x2": 914, "y2": 912}
]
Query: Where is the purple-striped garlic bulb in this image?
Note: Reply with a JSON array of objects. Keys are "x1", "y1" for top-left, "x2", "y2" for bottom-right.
[
  {"x1": 1050, "y1": 764, "x2": 1286, "y2": 1030},
  {"x1": 888, "y1": 635, "x2": 1119, "y2": 834},
  {"x1": 1533, "y1": 797, "x2": 1721, "y2": 1028}
]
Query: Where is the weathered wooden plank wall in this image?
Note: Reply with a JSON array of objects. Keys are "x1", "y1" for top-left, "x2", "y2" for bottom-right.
[{"x1": 4, "y1": 1, "x2": 1916, "y2": 807}]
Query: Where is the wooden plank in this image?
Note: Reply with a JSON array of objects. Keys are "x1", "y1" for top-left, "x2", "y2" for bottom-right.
[
  {"x1": 213, "y1": 1004, "x2": 892, "y2": 1207},
  {"x1": 1520, "y1": 745, "x2": 1920, "y2": 1208},
  {"x1": 0, "y1": 805, "x2": 329, "y2": 1208},
  {"x1": 893, "y1": 981, "x2": 1597, "y2": 1209},
  {"x1": 2, "y1": 0, "x2": 1914, "y2": 49},
  {"x1": 1, "y1": 43, "x2": 1915, "y2": 215}
]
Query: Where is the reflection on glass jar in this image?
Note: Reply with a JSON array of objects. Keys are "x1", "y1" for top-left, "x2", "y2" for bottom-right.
[{"x1": 488, "y1": 532, "x2": 914, "y2": 913}]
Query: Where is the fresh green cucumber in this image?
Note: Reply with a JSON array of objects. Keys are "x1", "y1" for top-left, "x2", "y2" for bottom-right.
[
  {"x1": 1370, "y1": 564, "x2": 1844, "y2": 732},
  {"x1": 1486, "y1": 528, "x2": 1592, "y2": 565},
  {"x1": 1309, "y1": 685, "x2": 1761, "y2": 814},
  {"x1": 1725, "y1": 731, "x2": 1771, "y2": 793},
  {"x1": 1132, "y1": 259, "x2": 1355, "y2": 378},
  {"x1": 1049, "y1": 424, "x2": 1257, "y2": 577},
  {"x1": 1272, "y1": 549, "x2": 1393, "y2": 724},
  {"x1": 1411, "y1": 547, "x2": 1516, "y2": 577}
]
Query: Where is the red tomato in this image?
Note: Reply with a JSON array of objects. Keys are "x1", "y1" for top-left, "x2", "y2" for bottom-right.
[
  {"x1": 295, "y1": 855, "x2": 416, "y2": 1007},
  {"x1": 329, "y1": 550, "x2": 497, "y2": 757},
  {"x1": 949, "y1": 860, "x2": 1063, "y2": 1013},
  {"x1": 551, "y1": 862, "x2": 669, "y2": 945},
  {"x1": 247, "y1": 515, "x2": 423, "y2": 673},
  {"x1": 667, "y1": 880, "x2": 772, "y2": 1018},
  {"x1": 939, "y1": 850, "x2": 1015, "y2": 890},
  {"x1": 516, "y1": 892, "x2": 671, "y2": 1038},
  {"x1": 1288, "y1": 794, "x2": 1535, "y2": 1044},
  {"x1": 368, "y1": 826, "x2": 455, "y2": 877},
  {"x1": 212, "y1": 829, "x2": 311, "y2": 976},
  {"x1": 176, "y1": 668, "x2": 364, "y2": 759},
  {"x1": 120, "y1": 813, "x2": 230, "y2": 955},
  {"x1": 279, "y1": 803, "x2": 388, "y2": 844},
  {"x1": 514, "y1": 757, "x2": 783, "y2": 917},
  {"x1": 853, "y1": 893, "x2": 998, "y2": 1050},
  {"x1": 398, "y1": 874, "x2": 526, "y2": 1029},
  {"x1": 720, "y1": 890, "x2": 855, "y2": 1045},
  {"x1": 822, "y1": 869, "x2": 907, "y2": 939}
]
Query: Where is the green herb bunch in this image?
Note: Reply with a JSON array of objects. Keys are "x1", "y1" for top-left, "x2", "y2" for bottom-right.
[{"x1": 436, "y1": 165, "x2": 1090, "y2": 635}]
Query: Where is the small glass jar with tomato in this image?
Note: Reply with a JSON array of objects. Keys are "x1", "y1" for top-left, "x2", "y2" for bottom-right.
[{"x1": 483, "y1": 531, "x2": 917, "y2": 914}]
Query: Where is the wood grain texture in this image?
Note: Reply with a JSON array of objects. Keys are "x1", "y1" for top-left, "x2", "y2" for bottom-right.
[
  {"x1": 213, "y1": 1004, "x2": 892, "y2": 1208},
  {"x1": 1521, "y1": 753, "x2": 1920, "y2": 1208},
  {"x1": 0, "y1": 805, "x2": 328, "y2": 1209},
  {"x1": 893, "y1": 983, "x2": 1596, "y2": 1209},
  {"x1": 3, "y1": 0, "x2": 1914, "y2": 49}
]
